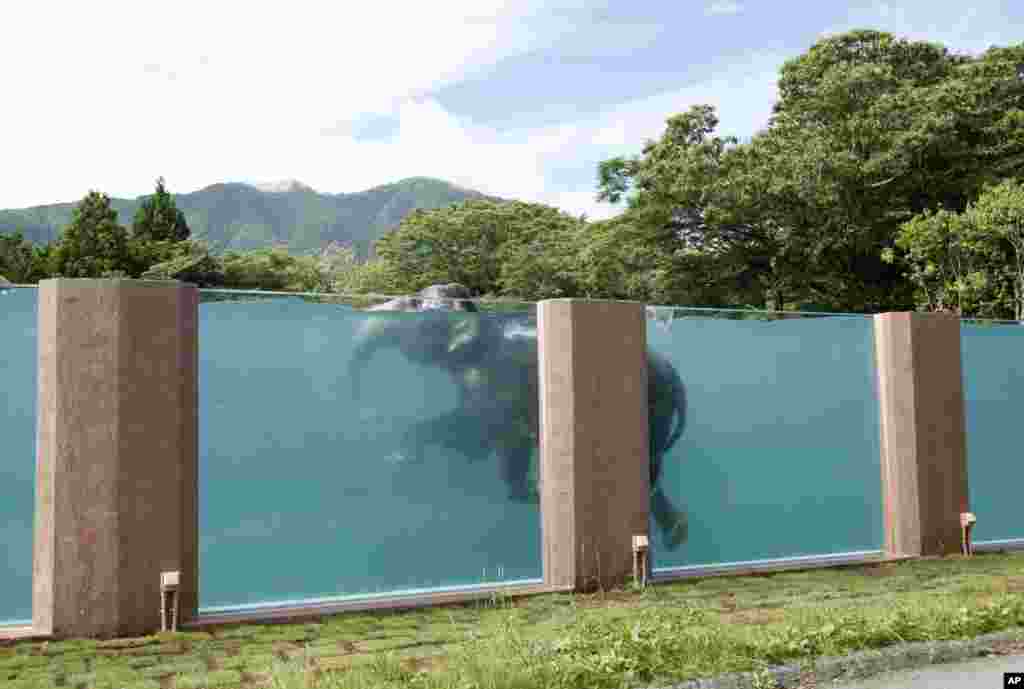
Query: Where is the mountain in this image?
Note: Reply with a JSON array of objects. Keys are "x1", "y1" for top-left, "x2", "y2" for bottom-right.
[
  {"x1": 0, "y1": 177, "x2": 497, "y2": 257},
  {"x1": 249, "y1": 179, "x2": 316, "y2": 194}
]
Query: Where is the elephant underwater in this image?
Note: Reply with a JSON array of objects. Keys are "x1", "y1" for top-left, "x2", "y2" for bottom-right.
[{"x1": 348, "y1": 284, "x2": 690, "y2": 549}]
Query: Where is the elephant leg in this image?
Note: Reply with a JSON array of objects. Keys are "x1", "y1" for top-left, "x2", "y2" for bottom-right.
[
  {"x1": 651, "y1": 485, "x2": 688, "y2": 549},
  {"x1": 496, "y1": 433, "x2": 536, "y2": 502},
  {"x1": 395, "y1": 421, "x2": 430, "y2": 464},
  {"x1": 398, "y1": 410, "x2": 494, "y2": 465},
  {"x1": 396, "y1": 412, "x2": 463, "y2": 464}
]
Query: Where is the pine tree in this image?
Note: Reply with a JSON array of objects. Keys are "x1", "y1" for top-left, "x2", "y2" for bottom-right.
[
  {"x1": 131, "y1": 177, "x2": 190, "y2": 243},
  {"x1": 51, "y1": 191, "x2": 130, "y2": 277}
]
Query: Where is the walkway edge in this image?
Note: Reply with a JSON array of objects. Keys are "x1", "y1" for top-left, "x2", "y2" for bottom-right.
[{"x1": 644, "y1": 627, "x2": 1024, "y2": 689}]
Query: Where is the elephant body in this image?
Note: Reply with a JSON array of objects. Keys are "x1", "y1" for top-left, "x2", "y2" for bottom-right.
[{"x1": 350, "y1": 285, "x2": 688, "y2": 549}]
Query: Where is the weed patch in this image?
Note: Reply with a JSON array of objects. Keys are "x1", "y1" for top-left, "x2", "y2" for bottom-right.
[{"x1": 6, "y1": 553, "x2": 1024, "y2": 688}]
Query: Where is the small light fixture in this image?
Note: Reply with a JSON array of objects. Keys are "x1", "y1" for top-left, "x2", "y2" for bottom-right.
[
  {"x1": 632, "y1": 534, "x2": 650, "y2": 589},
  {"x1": 160, "y1": 571, "x2": 181, "y2": 632},
  {"x1": 1017, "y1": 62, "x2": 1024, "y2": 83},
  {"x1": 960, "y1": 513, "x2": 977, "y2": 557}
]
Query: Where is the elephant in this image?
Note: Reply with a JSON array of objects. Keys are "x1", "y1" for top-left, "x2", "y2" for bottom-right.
[{"x1": 348, "y1": 284, "x2": 689, "y2": 549}]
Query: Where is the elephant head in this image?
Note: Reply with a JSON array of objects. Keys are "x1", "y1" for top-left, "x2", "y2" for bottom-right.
[{"x1": 350, "y1": 283, "x2": 486, "y2": 400}]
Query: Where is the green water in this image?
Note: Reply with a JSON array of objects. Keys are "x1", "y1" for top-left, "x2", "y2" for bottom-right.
[
  {"x1": 645, "y1": 312, "x2": 884, "y2": 571},
  {"x1": 0, "y1": 287, "x2": 36, "y2": 625},
  {"x1": 197, "y1": 296, "x2": 542, "y2": 611},
  {"x1": 961, "y1": 323, "x2": 1024, "y2": 544},
  {"x1": 0, "y1": 292, "x2": 914, "y2": 621},
  {"x1": 0, "y1": 289, "x2": 543, "y2": 621}
]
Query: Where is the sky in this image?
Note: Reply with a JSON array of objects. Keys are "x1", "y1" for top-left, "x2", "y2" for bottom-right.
[{"x1": 1, "y1": 0, "x2": 1021, "y2": 219}]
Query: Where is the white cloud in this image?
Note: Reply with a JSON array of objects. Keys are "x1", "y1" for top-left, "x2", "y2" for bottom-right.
[
  {"x1": 706, "y1": 2, "x2": 744, "y2": 16},
  {"x1": 0, "y1": 7, "x2": 785, "y2": 224},
  {"x1": 4, "y1": 0, "x2": 1013, "y2": 227},
  {"x1": 325, "y1": 50, "x2": 783, "y2": 222},
  {"x1": 0, "y1": 0, "x2": 566, "y2": 207}
]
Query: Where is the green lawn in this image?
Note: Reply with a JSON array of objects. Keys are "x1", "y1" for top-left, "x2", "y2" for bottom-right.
[{"x1": 4, "y1": 552, "x2": 1024, "y2": 689}]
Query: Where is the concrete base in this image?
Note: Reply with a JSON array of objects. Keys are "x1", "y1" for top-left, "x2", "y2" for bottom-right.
[
  {"x1": 33, "y1": 279, "x2": 198, "y2": 638},
  {"x1": 538, "y1": 300, "x2": 650, "y2": 592},
  {"x1": 874, "y1": 312, "x2": 969, "y2": 557}
]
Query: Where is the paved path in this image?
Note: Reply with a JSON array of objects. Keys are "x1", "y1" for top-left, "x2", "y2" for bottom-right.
[{"x1": 828, "y1": 653, "x2": 1024, "y2": 688}]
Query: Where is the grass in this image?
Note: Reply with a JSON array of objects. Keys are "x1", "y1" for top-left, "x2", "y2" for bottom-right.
[{"x1": 3, "y1": 552, "x2": 1024, "y2": 689}]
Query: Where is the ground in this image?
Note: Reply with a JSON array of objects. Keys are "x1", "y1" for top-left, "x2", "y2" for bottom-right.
[{"x1": 3, "y1": 552, "x2": 1024, "y2": 689}]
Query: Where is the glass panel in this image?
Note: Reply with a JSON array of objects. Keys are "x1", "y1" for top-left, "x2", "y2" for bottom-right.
[
  {"x1": 961, "y1": 322, "x2": 1024, "y2": 543},
  {"x1": 198, "y1": 293, "x2": 541, "y2": 612},
  {"x1": 645, "y1": 310, "x2": 883, "y2": 572},
  {"x1": 0, "y1": 287, "x2": 37, "y2": 625}
]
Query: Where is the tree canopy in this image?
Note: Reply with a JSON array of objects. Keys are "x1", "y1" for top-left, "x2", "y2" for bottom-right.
[
  {"x1": 594, "y1": 30, "x2": 1024, "y2": 313},
  {"x1": 891, "y1": 179, "x2": 1024, "y2": 319},
  {"x1": 49, "y1": 191, "x2": 131, "y2": 278},
  {"x1": 371, "y1": 199, "x2": 587, "y2": 298},
  {"x1": 132, "y1": 177, "x2": 191, "y2": 243}
]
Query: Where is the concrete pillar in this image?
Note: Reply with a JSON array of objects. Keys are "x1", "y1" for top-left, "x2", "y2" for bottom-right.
[
  {"x1": 874, "y1": 312, "x2": 969, "y2": 558},
  {"x1": 33, "y1": 279, "x2": 198, "y2": 638},
  {"x1": 537, "y1": 300, "x2": 649, "y2": 591}
]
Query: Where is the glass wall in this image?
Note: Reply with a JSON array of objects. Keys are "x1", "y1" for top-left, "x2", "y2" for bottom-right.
[
  {"x1": 645, "y1": 310, "x2": 883, "y2": 573},
  {"x1": 961, "y1": 322, "x2": 1024, "y2": 544},
  {"x1": 198, "y1": 293, "x2": 542, "y2": 612},
  {"x1": 0, "y1": 287, "x2": 37, "y2": 625}
]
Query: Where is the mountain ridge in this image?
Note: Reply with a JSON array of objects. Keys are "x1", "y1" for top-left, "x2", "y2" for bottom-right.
[
  {"x1": 247, "y1": 179, "x2": 316, "y2": 194},
  {"x1": 0, "y1": 176, "x2": 499, "y2": 257}
]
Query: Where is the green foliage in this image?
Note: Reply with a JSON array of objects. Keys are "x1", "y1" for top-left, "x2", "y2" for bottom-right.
[
  {"x1": 597, "y1": 30, "x2": 1024, "y2": 313},
  {"x1": 43, "y1": 179, "x2": 194, "y2": 281},
  {"x1": 316, "y1": 242, "x2": 359, "y2": 283},
  {"x1": 218, "y1": 247, "x2": 335, "y2": 292},
  {"x1": 338, "y1": 257, "x2": 405, "y2": 295},
  {"x1": 372, "y1": 199, "x2": 586, "y2": 297},
  {"x1": 7, "y1": 554, "x2": 1024, "y2": 689},
  {"x1": 538, "y1": 605, "x2": 717, "y2": 688},
  {"x1": 889, "y1": 179, "x2": 1024, "y2": 319},
  {"x1": 127, "y1": 237, "x2": 186, "y2": 277},
  {"x1": 131, "y1": 177, "x2": 191, "y2": 243},
  {"x1": 495, "y1": 211, "x2": 586, "y2": 299},
  {"x1": 967, "y1": 178, "x2": 1024, "y2": 320},
  {"x1": 306, "y1": 594, "x2": 1024, "y2": 689},
  {"x1": 885, "y1": 208, "x2": 983, "y2": 314},
  {"x1": 49, "y1": 191, "x2": 131, "y2": 278},
  {"x1": 0, "y1": 230, "x2": 44, "y2": 283},
  {"x1": 139, "y1": 240, "x2": 225, "y2": 286}
]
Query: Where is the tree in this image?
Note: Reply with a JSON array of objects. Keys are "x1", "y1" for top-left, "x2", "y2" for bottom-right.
[
  {"x1": 884, "y1": 209, "x2": 983, "y2": 315},
  {"x1": 889, "y1": 179, "x2": 1024, "y2": 319},
  {"x1": 139, "y1": 240, "x2": 225, "y2": 287},
  {"x1": 596, "y1": 105, "x2": 820, "y2": 309},
  {"x1": 342, "y1": 258, "x2": 404, "y2": 296},
  {"x1": 50, "y1": 191, "x2": 130, "y2": 278},
  {"x1": 966, "y1": 179, "x2": 1024, "y2": 320},
  {"x1": 316, "y1": 242, "x2": 365, "y2": 293},
  {"x1": 496, "y1": 223, "x2": 582, "y2": 299},
  {"x1": 756, "y1": 32, "x2": 1023, "y2": 310},
  {"x1": 0, "y1": 231, "x2": 39, "y2": 283},
  {"x1": 131, "y1": 177, "x2": 190, "y2": 243},
  {"x1": 595, "y1": 30, "x2": 1024, "y2": 312},
  {"x1": 372, "y1": 198, "x2": 585, "y2": 297}
]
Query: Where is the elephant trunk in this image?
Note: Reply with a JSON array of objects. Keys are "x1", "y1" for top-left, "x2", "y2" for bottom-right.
[
  {"x1": 349, "y1": 318, "x2": 404, "y2": 401},
  {"x1": 349, "y1": 312, "x2": 479, "y2": 401}
]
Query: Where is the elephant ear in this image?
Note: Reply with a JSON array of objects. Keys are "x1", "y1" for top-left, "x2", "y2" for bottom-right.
[{"x1": 448, "y1": 314, "x2": 481, "y2": 353}]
